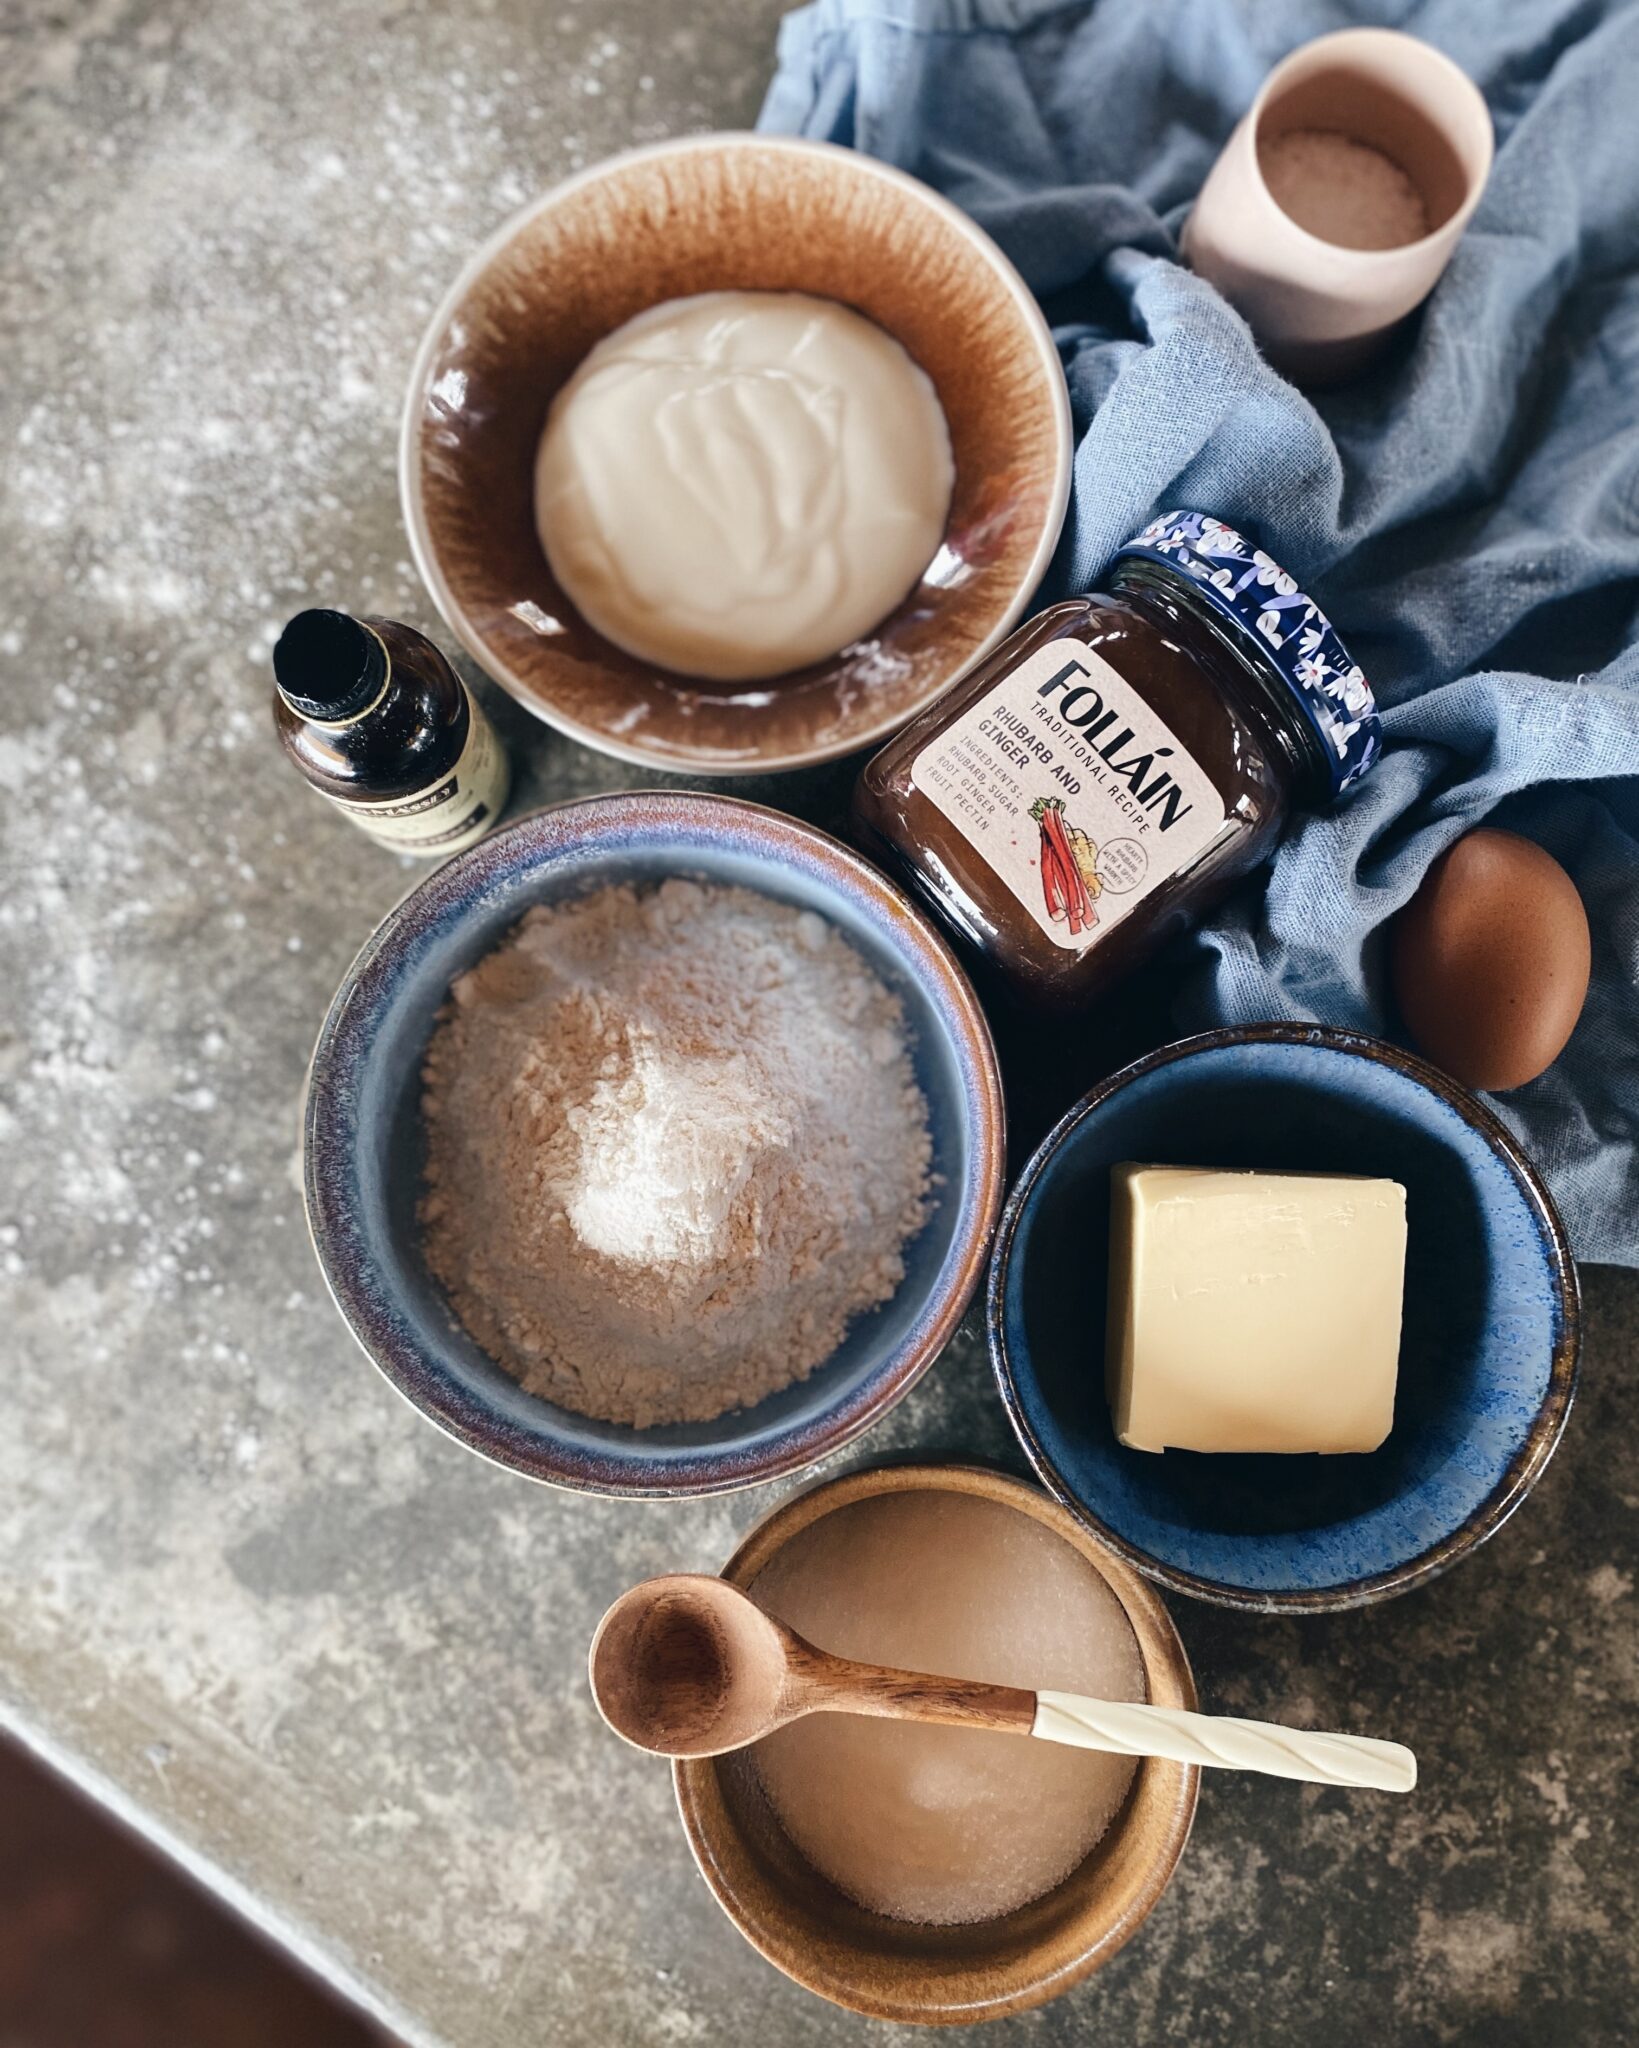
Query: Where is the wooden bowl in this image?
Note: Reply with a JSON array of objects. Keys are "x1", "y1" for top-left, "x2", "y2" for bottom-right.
[
  {"x1": 674, "y1": 1463, "x2": 1198, "y2": 2023},
  {"x1": 400, "y1": 134, "x2": 1071, "y2": 774}
]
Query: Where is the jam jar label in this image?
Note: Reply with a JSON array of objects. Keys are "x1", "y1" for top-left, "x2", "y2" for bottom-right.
[{"x1": 909, "y1": 637, "x2": 1228, "y2": 952}]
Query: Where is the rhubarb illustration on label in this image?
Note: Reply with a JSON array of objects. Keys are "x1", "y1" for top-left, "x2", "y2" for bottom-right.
[{"x1": 1029, "y1": 797, "x2": 1104, "y2": 935}]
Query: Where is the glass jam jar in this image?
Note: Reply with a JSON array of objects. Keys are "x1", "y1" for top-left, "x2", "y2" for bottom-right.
[{"x1": 853, "y1": 510, "x2": 1380, "y2": 1011}]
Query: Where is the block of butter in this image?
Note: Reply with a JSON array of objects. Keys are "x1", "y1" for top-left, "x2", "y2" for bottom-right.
[{"x1": 1105, "y1": 1164, "x2": 1407, "y2": 1455}]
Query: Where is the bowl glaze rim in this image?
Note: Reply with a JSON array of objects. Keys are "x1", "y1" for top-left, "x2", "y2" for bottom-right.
[
  {"x1": 673, "y1": 1459, "x2": 1200, "y2": 2024},
  {"x1": 397, "y1": 130, "x2": 1074, "y2": 774},
  {"x1": 985, "y1": 1022, "x2": 1582, "y2": 1615},
  {"x1": 302, "y1": 791, "x2": 1007, "y2": 1499}
]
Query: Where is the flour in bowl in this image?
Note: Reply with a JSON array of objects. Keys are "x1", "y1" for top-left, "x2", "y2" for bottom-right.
[{"x1": 418, "y1": 880, "x2": 934, "y2": 1427}]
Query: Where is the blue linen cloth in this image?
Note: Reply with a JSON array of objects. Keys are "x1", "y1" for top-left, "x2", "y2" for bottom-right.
[{"x1": 761, "y1": 0, "x2": 1639, "y2": 1266}]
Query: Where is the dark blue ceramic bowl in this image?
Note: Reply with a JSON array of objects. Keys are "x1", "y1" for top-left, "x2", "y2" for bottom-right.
[
  {"x1": 305, "y1": 793, "x2": 1004, "y2": 1497},
  {"x1": 988, "y1": 1026, "x2": 1579, "y2": 1611}
]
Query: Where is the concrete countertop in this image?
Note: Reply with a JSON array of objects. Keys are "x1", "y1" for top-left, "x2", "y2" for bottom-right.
[{"x1": 2, "y1": 2, "x2": 1635, "y2": 2042}]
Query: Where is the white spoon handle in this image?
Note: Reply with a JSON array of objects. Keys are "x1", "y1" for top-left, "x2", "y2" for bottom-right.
[{"x1": 1033, "y1": 1690, "x2": 1416, "y2": 1793}]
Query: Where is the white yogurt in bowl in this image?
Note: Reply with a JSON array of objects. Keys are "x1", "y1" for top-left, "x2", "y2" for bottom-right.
[{"x1": 533, "y1": 290, "x2": 955, "y2": 682}]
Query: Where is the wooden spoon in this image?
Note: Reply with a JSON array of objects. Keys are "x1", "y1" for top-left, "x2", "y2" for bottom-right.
[{"x1": 588, "y1": 1574, "x2": 1416, "y2": 1793}]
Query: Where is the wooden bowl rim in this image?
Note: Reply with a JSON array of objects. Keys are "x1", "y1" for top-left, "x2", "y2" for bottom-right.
[
  {"x1": 397, "y1": 132, "x2": 1073, "y2": 774},
  {"x1": 673, "y1": 1460, "x2": 1199, "y2": 2024}
]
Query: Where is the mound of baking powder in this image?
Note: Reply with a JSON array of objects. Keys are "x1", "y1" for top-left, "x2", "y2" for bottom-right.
[{"x1": 419, "y1": 880, "x2": 933, "y2": 1427}]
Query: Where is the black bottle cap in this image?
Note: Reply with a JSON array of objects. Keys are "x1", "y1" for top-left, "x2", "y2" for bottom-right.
[{"x1": 273, "y1": 610, "x2": 387, "y2": 722}]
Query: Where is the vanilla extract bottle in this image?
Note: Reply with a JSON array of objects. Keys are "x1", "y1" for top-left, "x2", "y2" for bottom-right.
[{"x1": 272, "y1": 609, "x2": 510, "y2": 856}]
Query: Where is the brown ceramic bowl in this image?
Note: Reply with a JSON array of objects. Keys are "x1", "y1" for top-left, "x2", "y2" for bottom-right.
[
  {"x1": 400, "y1": 133, "x2": 1071, "y2": 773},
  {"x1": 674, "y1": 1463, "x2": 1198, "y2": 2024}
]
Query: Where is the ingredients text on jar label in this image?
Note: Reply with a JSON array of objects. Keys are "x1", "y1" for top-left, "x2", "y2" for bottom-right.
[{"x1": 909, "y1": 637, "x2": 1229, "y2": 953}]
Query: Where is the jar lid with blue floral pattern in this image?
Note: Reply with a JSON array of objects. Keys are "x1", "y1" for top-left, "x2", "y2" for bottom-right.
[{"x1": 1112, "y1": 510, "x2": 1381, "y2": 797}]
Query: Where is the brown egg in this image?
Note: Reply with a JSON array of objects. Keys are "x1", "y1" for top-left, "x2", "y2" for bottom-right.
[{"x1": 1391, "y1": 828, "x2": 1590, "y2": 1093}]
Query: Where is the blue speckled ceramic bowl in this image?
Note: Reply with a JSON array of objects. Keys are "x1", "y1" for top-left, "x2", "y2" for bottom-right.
[
  {"x1": 305, "y1": 792, "x2": 1004, "y2": 1497},
  {"x1": 988, "y1": 1026, "x2": 1579, "y2": 1611}
]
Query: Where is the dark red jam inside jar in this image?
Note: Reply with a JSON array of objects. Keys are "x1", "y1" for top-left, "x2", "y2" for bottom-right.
[{"x1": 852, "y1": 510, "x2": 1380, "y2": 1012}]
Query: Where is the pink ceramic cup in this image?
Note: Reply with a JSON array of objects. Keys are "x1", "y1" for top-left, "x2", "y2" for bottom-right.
[{"x1": 1181, "y1": 28, "x2": 1494, "y2": 384}]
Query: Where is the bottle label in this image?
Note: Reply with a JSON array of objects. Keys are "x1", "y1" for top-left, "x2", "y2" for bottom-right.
[
  {"x1": 909, "y1": 637, "x2": 1228, "y2": 952},
  {"x1": 327, "y1": 691, "x2": 511, "y2": 855}
]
